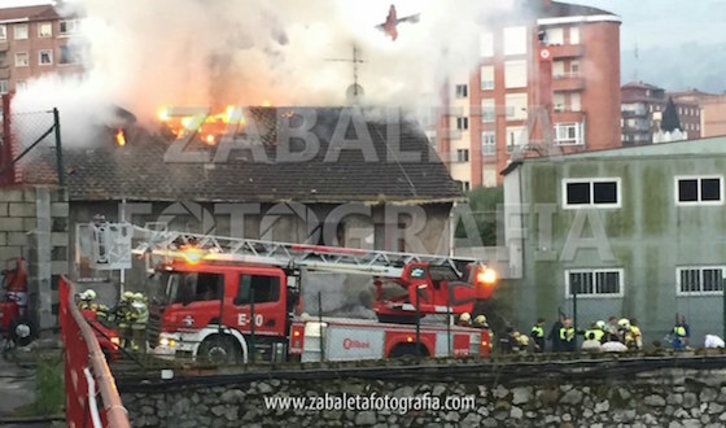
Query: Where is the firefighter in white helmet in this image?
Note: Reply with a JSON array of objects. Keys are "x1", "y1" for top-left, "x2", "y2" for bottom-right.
[
  {"x1": 115, "y1": 291, "x2": 135, "y2": 348},
  {"x1": 458, "y1": 312, "x2": 472, "y2": 327}
]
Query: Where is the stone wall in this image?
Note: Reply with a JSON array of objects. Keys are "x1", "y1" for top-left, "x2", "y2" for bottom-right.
[{"x1": 119, "y1": 358, "x2": 726, "y2": 427}]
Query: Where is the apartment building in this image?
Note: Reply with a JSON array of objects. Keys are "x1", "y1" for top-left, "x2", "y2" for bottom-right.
[
  {"x1": 438, "y1": 0, "x2": 622, "y2": 189},
  {"x1": 0, "y1": 4, "x2": 83, "y2": 95},
  {"x1": 621, "y1": 82, "x2": 704, "y2": 145}
]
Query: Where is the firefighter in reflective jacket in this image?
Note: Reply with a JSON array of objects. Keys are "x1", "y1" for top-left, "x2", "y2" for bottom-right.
[
  {"x1": 130, "y1": 292, "x2": 149, "y2": 352},
  {"x1": 559, "y1": 318, "x2": 576, "y2": 352},
  {"x1": 115, "y1": 291, "x2": 135, "y2": 348},
  {"x1": 531, "y1": 318, "x2": 546, "y2": 353},
  {"x1": 584, "y1": 321, "x2": 605, "y2": 343},
  {"x1": 78, "y1": 290, "x2": 109, "y2": 321}
]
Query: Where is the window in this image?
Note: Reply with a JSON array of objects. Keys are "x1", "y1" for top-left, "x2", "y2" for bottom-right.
[
  {"x1": 480, "y1": 32, "x2": 494, "y2": 58},
  {"x1": 554, "y1": 122, "x2": 584, "y2": 146},
  {"x1": 456, "y1": 116, "x2": 469, "y2": 131},
  {"x1": 169, "y1": 272, "x2": 224, "y2": 303},
  {"x1": 14, "y1": 24, "x2": 28, "y2": 40},
  {"x1": 566, "y1": 269, "x2": 623, "y2": 298},
  {"x1": 571, "y1": 61, "x2": 580, "y2": 75},
  {"x1": 59, "y1": 45, "x2": 80, "y2": 64},
  {"x1": 505, "y1": 93, "x2": 527, "y2": 121},
  {"x1": 553, "y1": 93, "x2": 566, "y2": 112},
  {"x1": 570, "y1": 93, "x2": 581, "y2": 112},
  {"x1": 39, "y1": 49, "x2": 53, "y2": 65},
  {"x1": 677, "y1": 267, "x2": 725, "y2": 296},
  {"x1": 563, "y1": 178, "x2": 621, "y2": 208},
  {"x1": 482, "y1": 132, "x2": 496, "y2": 155},
  {"x1": 38, "y1": 22, "x2": 52, "y2": 38},
  {"x1": 544, "y1": 27, "x2": 564, "y2": 45},
  {"x1": 462, "y1": 181, "x2": 471, "y2": 192},
  {"x1": 503, "y1": 26, "x2": 527, "y2": 56},
  {"x1": 15, "y1": 52, "x2": 29, "y2": 67},
  {"x1": 552, "y1": 61, "x2": 565, "y2": 78},
  {"x1": 506, "y1": 126, "x2": 528, "y2": 151},
  {"x1": 456, "y1": 149, "x2": 469, "y2": 162},
  {"x1": 16, "y1": 80, "x2": 27, "y2": 91},
  {"x1": 235, "y1": 274, "x2": 280, "y2": 305},
  {"x1": 675, "y1": 176, "x2": 723, "y2": 205},
  {"x1": 570, "y1": 27, "x2": 580, "y2": 44},
  {"x1": 59, "y1": 19, "x2": 80, "y2": 35},
  {"x1": 0, "y1": 25, "x2": 6, "y2": 40},
  {"x1": 481, "y1": 65, "x2": 494, "y2": 90},
  {"x1": 455, "y1": 84, "x2": 468, "y2": 98},
  {"x1": 0, "y1": 80, "x2": 7, "y2": 95},
  {"x1": 481, "y1": 99, "x2": 495, "y2": 123},
  {"x1": 505, "y1": 60, "x2": 527, "y2": 88}
]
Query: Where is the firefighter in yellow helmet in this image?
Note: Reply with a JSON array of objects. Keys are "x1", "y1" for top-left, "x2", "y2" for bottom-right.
[
  {"x1": 115, "y1": 291, "x2": 135, "y2": 348},
  {"x1": 130, "y1": 292, "x2": 149, "y2": 352}
]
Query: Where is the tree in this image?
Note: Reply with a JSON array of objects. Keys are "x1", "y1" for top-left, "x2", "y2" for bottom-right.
[{"x1": 661, "y1": 97, "x2": 682, "y2": 133}]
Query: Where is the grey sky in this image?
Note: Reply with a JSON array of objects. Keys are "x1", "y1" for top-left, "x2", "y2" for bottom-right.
[{"x1": 575, "y1": 0, "x2": 726, "y2": 49}]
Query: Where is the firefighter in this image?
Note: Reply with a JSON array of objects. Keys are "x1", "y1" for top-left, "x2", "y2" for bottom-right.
[
  {"x1": 584, "y1": 321, "x2": 605, "y2": 344},
  {"x1": 629, "y1": 318, "x2": 643, "y2": 349},
  {"x1": 473, "y1": 315, "x2": 489, "y2": 329},
  {"x1": 559, "y1": 317, "x2": 576, "y2": 352},
  {"x1": 115, "y1": 291, "x2": 135, "y2": 348},
  {"x1": 458, "y1": 312, "x2": 472, "y2": 327},
  {"x1": 130, "y1": 292, "x2": 149, "y2": 352},
  {"x1": 617, "y1": 318, "x2": 631, "y2": 345},
  {"x1": 77, "y1": 289, "x2": 94, "y2": 310},
  {"x1": 530, "y1": 318, "x2": 546, "y2": 353}
]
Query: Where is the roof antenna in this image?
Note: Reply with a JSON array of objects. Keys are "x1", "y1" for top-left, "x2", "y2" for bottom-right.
[{"x1": 326, "y1": 44, "x2": 366, "y2": 103}]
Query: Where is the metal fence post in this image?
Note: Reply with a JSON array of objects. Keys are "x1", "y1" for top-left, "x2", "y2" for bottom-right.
[
  {"x1": 318, "y1": 291, "x2": 325, "y2": 362},
  {"x1": 250, "y1": 287, "x2": 256, "y2": 363},
  {"x1": 53, "y1": 108, "x2": 64, "y2": 186},
  {"x1": 415, "y1": 285, "x2": 421, "y2": 357}
]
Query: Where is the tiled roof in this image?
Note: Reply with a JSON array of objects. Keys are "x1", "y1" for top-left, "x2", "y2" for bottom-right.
[
  {"x1": 0, "y1": 5, "x2": 60, "y2": 22},
  {"x1": 23, "y1": 107, "x2": 463, "y2": 204},
  {"x1": 541, "y1": 1, "x2": 616, "y2": 18}
]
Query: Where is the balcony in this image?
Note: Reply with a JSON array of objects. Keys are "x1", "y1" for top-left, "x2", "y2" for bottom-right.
[
  {"x1": 549, "y1": 44, "x2": 585, "y2": 59},
  {"x1": 553, "y1": 73, "x2": 585, "y2": 92}
]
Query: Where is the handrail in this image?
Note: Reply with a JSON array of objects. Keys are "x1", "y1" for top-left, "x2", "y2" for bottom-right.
[{"x1": 60, "y1": 276, "x2": 130, "y2": 427}]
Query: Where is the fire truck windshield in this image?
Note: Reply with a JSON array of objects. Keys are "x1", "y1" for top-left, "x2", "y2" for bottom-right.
[
  {"x1": 428, "y1": 265, "x2": 461, "y2": 282},
  {"x1": 158, "y1": 271, "x2": 224, "y2": 305}
]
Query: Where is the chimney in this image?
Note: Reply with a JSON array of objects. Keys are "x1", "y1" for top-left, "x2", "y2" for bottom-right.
[{"x1": 543, "y1": 0, "x2": 552, "y2": 6}]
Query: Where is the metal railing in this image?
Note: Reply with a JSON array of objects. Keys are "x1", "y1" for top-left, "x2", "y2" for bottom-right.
[{"x1": 59, "y1": 276, "x2": 130, "y2": 428}]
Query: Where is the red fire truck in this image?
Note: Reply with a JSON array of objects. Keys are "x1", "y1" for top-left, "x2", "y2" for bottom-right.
[{"x1": 85, "y1": 223, "x2": 498, "y2": 364}]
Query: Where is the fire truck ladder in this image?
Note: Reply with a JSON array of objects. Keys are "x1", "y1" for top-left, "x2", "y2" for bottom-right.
[{"x1": 129, "y1": 225, "x2": 479, "y2": 279}]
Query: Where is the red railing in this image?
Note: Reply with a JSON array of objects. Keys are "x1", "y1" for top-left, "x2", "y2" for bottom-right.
[{"x1": 59, "y1": 276, "x2": 130, "y2": 428}]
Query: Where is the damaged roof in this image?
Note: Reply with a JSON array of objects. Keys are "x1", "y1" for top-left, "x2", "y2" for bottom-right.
[{"x1": 23, "y1": 107, "x2": 463, "y2": 204}]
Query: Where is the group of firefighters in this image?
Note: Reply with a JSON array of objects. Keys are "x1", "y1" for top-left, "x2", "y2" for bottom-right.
[
  {"x1": 77, "y1": 289, "x2": 149, "y2": 351},
  {"x1": 457, "y1": 312, "x2": 649, "y2": 353}
]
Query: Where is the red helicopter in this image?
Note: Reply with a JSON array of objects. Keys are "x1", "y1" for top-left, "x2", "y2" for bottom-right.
[{"x1": 376, "y1": 4, "x2": 420, "y2": 41}]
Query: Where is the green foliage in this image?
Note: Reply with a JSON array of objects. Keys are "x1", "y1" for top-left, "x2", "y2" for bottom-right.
[
  {"x1": 455, "y1": 186, "x2": 504, "y2": 246},
  {"x1": 33, "y1": 357, "x2": 65, "y2": 415}
]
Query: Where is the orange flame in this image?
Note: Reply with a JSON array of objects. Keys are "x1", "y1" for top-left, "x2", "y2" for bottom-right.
[{"x1": 115, "y1": 129, "x2": 126, "y2": 146}]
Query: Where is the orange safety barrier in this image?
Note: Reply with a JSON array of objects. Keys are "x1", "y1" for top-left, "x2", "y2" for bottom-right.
[{"x1": 59, "y1": 276, "x2": 130, "y2": 428}]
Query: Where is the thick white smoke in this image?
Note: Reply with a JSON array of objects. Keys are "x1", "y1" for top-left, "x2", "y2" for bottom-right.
[{"x1": 12, "y1": 0, "x2": 514, "y2": 143}]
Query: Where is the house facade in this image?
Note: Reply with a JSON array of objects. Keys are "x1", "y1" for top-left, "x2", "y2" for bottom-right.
[{"x1": 502, "y1": 137, "x2": 726, "y2": 343}]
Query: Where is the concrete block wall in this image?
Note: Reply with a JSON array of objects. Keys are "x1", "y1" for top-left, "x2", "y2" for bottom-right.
[{"x1": 0, "y1": 186, "x2": 70, "y2": 329}]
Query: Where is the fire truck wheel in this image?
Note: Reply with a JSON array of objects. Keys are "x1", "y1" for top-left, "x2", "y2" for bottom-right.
[
  {"x1": 389, "y1": 343, "x2": 429, "y2": 358},
  {"x1": 198, "y1": 335, "x2": 240, "y2": 365},
  {"x1": 9, "y1": 317, "x2": 36, "y2": 348}
]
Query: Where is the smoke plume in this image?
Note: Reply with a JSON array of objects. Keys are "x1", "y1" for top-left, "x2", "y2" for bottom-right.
[{"x1": 12, "y1": 0, "x2": 514, "y2": 143}]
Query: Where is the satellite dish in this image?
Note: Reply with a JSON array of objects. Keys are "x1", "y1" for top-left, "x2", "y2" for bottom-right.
[{"x1": 346, "y1": 84, "x2": 365, "y2": 103}]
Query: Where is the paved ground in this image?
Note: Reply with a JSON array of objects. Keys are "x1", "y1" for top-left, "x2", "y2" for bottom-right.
[{"x1": 0, "y1": 344, "x2": 63, "y2": 427}]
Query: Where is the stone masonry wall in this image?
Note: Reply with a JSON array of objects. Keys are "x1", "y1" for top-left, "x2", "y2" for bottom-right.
[{"x1": 120, "y1": 361, "x2": 726, "y2": 428}]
